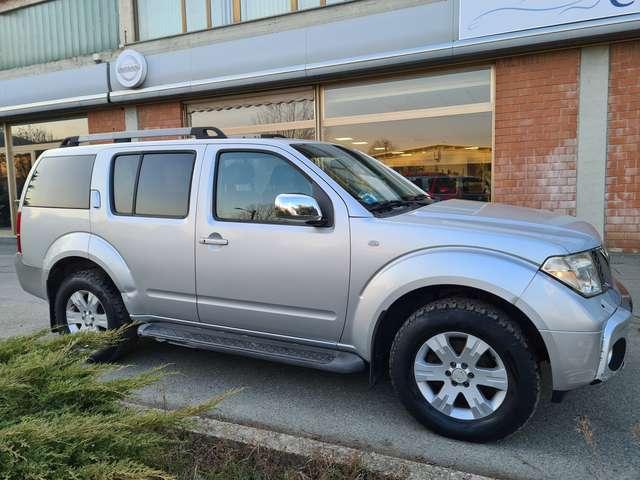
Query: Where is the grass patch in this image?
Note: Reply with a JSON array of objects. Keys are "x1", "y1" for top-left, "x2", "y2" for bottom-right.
[
  {"x1": 163, "y1": 432, "x2": 393, "y2": 480},
  {"x1": 0, "y1": 331, "x2": 395, "y2": 480}
]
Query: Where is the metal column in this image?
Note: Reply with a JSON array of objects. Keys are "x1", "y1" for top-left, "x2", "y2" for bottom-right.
[{"x1": 2, "y1": 123, "x2": 18, "y2": 234}]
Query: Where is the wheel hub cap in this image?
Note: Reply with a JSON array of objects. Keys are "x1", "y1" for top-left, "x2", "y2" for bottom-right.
[
  {"x1": 450, "y1": 368, "x2": 468, "y2": 383},
  {"x1": 413, "y1": 331, "x2": 509, "y2": 421},
  {"x1": 65, "y1": 290, "x2": 108, "y2": 333}
]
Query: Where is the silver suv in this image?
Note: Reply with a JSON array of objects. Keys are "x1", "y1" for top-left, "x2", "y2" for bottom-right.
[{"x1": 14, "y1": 127, "x2": 632, "y2": 443}]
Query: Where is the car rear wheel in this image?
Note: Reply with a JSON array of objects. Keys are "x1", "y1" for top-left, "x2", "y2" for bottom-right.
[
  {"x1": 389, "y1": 297, "x2": 540, "y2": 442},
  {"x1": 53, "y1": 268, "x2": 136, "y2": 362}
]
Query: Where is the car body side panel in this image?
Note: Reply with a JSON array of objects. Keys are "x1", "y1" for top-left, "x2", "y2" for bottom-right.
[
  {"x1": 195, "y1": 144, "x2": 351, "y2": 342},
  {"x1": 342, "y1": 244, "x2": 540, "y2": 360},
  {"x1": 89, "y1": 145, "x2": 205, "y2": 322},
  {"x1": 20, "y1": 207, "x2": 91, "y2": 271}
]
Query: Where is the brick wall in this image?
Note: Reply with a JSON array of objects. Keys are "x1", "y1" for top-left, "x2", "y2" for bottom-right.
[
  {"x1": 494, "y1": 50, "x2": 580, "y2": 216},
  {"x1": 137, "y1": 102, "x2": 184, "y2": 130},
  {"x1": 87, "y1": 107, "x2": 125, "y2": 134},
  {"x1": 605, "y1": 40, "x2": 640, "y2": 252}
]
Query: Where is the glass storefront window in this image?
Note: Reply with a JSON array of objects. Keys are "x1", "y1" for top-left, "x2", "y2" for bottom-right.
[
  {"x1": 12, "y1": 118, "x2": 88, "y2": 145},
  {"x1": 322, "y1": 69, "x2": 493, "y2": 201},
  {"x1": 188, "y1": 89, "x2": 316, "y2": 139},
  {"x1": 186, "y1": 69, "x2": 493, "y2": 202},
  {"x1": 0, "y1": 153, "x2": 9, "y2": 228},
  {"x1": 0, "y1": 117, "x2": 89, "y2": 230},
  {"x1": 14, "y1": 154, "x2": 32, "y2": 198},
  {"x1": 324, "y1": 69, "x2": 491, "y2": 117}
]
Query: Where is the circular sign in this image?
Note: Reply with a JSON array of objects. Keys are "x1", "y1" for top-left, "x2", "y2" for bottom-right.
[{"x1": 115, "y1": 49, "x2": 147, "y2": 89}]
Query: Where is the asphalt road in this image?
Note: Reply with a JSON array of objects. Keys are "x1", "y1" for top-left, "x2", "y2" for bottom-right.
[{"x1": 1, "y1": 239, "x2": 639, "y2": 480}]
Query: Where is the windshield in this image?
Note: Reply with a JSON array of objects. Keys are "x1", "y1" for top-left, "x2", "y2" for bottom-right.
[{"x1": 293, "y1": 143, "x2": 431, "y2": 215}]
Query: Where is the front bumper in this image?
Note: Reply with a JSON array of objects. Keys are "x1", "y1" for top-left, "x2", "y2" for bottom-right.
[
  {"x1": 593, "y1": 308, "x2": 630, "y2": 382},
  {"x1": 594, "y1": 281, "x2": 632, "y2": 383},
  {"x1": 517, "y1": 272, "x2": 633, "y2": 391}
]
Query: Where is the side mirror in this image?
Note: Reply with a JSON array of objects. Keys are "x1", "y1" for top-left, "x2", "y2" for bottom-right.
[{"x1": 274, "y1": 194, "x2": 324, "y2": 225}]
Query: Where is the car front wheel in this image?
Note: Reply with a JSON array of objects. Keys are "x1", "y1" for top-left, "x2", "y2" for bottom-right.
[{"x1": 389, "y1": 297, "x2": 540, "y2": 442}]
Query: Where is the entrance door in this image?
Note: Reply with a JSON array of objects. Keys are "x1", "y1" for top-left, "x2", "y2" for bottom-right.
[{"x1": 195, "y1": 145, "x2": 350, "y2": 343}]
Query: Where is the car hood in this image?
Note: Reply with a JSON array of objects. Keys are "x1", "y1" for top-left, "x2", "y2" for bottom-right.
[{"x1": 385, "y1": 200, "x2": 601, "y2": 265}]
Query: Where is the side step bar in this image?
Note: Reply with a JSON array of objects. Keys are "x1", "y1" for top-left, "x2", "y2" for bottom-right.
[{"x1": 137, "y1": 322, "x2": 366, "y2": 374}]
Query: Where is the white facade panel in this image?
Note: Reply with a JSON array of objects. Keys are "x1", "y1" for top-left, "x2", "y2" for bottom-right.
[{"x1": 459, "y1": 0, "x2": 640, "y2": 40}]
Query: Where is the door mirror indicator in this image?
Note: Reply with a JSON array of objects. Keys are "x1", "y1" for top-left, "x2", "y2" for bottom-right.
[{"x1": 274, "y1": 194, "x2": 324, "y2": 225}]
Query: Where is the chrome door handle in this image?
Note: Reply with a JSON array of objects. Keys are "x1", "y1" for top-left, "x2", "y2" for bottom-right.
[{"x1": 200, "y1": 233, "x2": 229, "y2": 246}]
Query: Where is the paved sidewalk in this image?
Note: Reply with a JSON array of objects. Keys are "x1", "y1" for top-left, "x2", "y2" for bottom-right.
[
  {"x1": 611, "y1": 253, "x2": 640, "y2": 304},
  {"x1": 1, "y1": 241, "x2": 639, "y2": 480}
]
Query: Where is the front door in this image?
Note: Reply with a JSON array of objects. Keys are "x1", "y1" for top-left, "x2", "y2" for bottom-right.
[{"x1": 195, "y1": 145, "x2": 350, "y2": 343}]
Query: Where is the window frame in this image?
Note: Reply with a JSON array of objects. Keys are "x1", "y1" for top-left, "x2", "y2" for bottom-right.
[
  {"x1": 212, "y1": 148, "x2": 334, "y2": 227},
  {"x1": 135, "y1": 0, "x2": 352, "y2": 41},
  {"x1": 109, "y1": 150, "x2": 197, "y2": 219}
]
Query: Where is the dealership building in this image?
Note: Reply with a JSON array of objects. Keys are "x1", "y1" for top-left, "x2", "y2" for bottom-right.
[{"x1": 1, "y1": 0, "x2": 639, "y2": 250}]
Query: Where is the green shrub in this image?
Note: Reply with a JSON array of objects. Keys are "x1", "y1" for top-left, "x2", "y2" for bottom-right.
[{"x1": 0, "y1": 330, "x2": 222, "y2": 480}]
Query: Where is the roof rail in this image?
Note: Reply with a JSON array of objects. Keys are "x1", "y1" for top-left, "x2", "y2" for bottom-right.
[{"x1": 60, "y1": 126, "x2": 227, "y2": 147}]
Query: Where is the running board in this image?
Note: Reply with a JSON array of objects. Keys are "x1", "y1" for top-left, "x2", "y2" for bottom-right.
[{"x1": 137, "y1": 322, "x2": 366, "y2": 374}]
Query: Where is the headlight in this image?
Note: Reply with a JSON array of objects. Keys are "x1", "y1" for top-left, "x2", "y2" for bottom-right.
[{"x1": 541, "y1": 251, "x2": 602, "y2": 297}]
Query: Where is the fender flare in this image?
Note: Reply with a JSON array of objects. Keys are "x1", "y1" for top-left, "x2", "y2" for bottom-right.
[
  {"x1": 43, "y1": 233, "x2": 140, "y2": 311},
  {"x1": 343, "y1": 247, "x2": 542, "y2": 361},
  {"x1": 42, "y1": 232, "x2": 92, "y2": 294}
]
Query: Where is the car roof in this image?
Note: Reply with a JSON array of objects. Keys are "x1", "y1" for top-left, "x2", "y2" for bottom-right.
[{"x1": 41, "y1": 137, "x2": 325, "y2": 157}]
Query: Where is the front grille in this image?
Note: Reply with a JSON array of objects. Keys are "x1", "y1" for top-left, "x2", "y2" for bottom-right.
[{"x1": 593, "y1": 248, "x2": 613, "y2": 290}]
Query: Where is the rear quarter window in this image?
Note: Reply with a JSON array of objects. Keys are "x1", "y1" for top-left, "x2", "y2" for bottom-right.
[{"x1": 23, "y1": 155, "x2": 95, "y2": 209}]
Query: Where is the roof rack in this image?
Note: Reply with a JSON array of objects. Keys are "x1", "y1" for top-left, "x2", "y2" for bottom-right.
[{"x1": 60, "y1": 126, "x2": 227, "y2": 147}]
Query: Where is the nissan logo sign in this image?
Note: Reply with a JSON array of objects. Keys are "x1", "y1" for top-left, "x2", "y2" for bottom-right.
[{"x1": 115, "y1": 49, "x2": 148, "y2": 89}]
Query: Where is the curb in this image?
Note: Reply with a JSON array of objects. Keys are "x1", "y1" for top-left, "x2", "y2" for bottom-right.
[
  {"x1": 190, "y1": 416, "x2": 495, "y2": 480},
  {"x1": 123, "y1": 401, "x2": 495, "y2": 479}
]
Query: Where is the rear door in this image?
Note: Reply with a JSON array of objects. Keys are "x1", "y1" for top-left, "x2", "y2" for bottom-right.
[
  {"x1": 194, "y1": 144, "x2": 351, "y2": 343},
  {"x1": 91, "y1": 145, "x2": 205, "y2": 322}
]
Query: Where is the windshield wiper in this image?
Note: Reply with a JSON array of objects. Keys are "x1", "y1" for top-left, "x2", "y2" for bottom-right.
[
  {"x1": 402, "y1": 194, "x2": 431, "y2": 202},
  {"x1": 367, "y1": 199, "x2": 422, "y2": 213}
]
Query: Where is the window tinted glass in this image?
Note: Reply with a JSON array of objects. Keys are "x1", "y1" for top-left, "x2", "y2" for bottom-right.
[
  {"x1": 23, "y1": 155, "x2": 95, "y2": 208},
  {"x1": 112, "y1": 155, "x2": 140, "y2": 214},
  {"x1": 135, "y1": 153, "x2": 195, "y2": 217},
  {"x1": 216, "y1": 151, "x2": 313, "y2": 222}
]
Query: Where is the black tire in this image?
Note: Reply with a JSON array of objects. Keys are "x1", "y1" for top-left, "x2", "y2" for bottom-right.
[
  {"x1": 389, "y1": 297, "x2": 540, "y2": 443},
  {"x1": 53, "y1": 268, "x2": 136, "y2": 362}
]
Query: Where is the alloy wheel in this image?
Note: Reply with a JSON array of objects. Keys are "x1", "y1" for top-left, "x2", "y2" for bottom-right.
[
  {"x1": 65, "y1": 290, "x2": 108, "y2": 333},
  {"x1": 413, "y1": 331, "x2": 509, "y2": 420}
]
